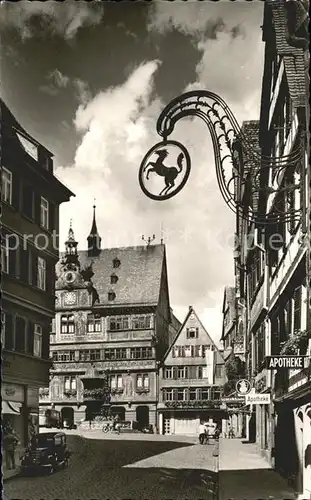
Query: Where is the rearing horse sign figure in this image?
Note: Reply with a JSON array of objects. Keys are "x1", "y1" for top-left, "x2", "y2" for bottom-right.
[
  {"x1": 143, "y1": 149, "x2": 184, "y2": 196},
  {"x1": 139, "y1": 139, "x2": 191, "y2": 201}
]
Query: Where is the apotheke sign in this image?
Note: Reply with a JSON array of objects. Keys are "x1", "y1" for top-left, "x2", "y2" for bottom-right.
[
  {"x1": 245, "y1": 392, "x2": 271, "y2": 405},
  {"x1": 266, "y1": 356, "x2": 308, "y2": 370}
]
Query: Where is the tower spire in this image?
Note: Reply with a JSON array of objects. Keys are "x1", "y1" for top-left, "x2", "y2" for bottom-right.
[
  {"x1": 64, "y1": 219, "x2": 79, "y2": 265},
  {"x1": 87, "y1": 200, "x2": 101, "y2": 257}
]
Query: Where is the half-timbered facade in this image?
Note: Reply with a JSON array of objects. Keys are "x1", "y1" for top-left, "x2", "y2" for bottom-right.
[{"x1": 158, "y1": 307, "x2": 226, "y2": 435}]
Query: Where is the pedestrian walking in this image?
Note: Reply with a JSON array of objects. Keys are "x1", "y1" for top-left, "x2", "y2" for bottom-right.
[
  {"x1": 4, "y1": 427, "x2": 19, "y2": 470},
  {"x1": 89, "y1": 419, "x2": 92, "y2": 430},
  {"x1": 199, "y1": 421, "x2": 206, "y2": 445}
]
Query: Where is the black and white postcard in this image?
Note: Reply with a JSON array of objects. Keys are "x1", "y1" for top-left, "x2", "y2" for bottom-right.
[{"x1": 1, "y1": 1, "x2": 310, "y2": 499}]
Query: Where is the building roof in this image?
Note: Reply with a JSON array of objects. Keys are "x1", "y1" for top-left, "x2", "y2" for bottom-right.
[
  {"x1": 240, "y1": 120, "x2": 260, "y2": 212},
  {"x1": 1, "y1": 99, "x2": 75, "y2": 200},
  {"x1": 1, "y1": 98, "x2": 53, "y2": 155},
  {"x1": 222, "y1": 286, "x2": 235, "y2": 314},
  {"x1": 57, "y1": 243, "x2": 166, "y2": 307},
  {"x1": 267, "y1": 0, "x2": 307, "y2": 108},
  {"x1": 163, "y1": 306, "x2": 225, "y2": 365}
]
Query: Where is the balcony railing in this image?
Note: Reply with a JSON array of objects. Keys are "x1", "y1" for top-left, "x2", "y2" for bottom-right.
[
  {"x1": 83, "y1": 388, "x2": 111, "y2": 401},
  {"x1": 63, "y1": 389, "x2": 77, "y2": 398}
]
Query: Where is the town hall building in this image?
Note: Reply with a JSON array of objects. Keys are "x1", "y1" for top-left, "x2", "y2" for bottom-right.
[{"x1": 39, "y1": 205, "x2": 179, "y2": 429}]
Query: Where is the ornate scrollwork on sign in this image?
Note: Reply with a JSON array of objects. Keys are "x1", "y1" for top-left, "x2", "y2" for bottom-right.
[{"x1": 139, "y1": 90, "x2": 303, "y2": 225}]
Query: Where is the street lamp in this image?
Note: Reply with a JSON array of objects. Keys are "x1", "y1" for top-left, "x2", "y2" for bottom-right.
[{"x1": 138, "y1": 90, "x2": 303, "y2": 226}]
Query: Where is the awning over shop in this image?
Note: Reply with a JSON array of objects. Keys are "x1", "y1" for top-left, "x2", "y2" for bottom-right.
[{"x1": 2, "y1": 401, "x2": 22, "y2": 415}]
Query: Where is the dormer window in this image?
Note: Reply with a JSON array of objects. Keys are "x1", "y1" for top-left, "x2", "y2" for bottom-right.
[
  {"x1": 113, "y1": 258, "x2": 120, "y2": 269},
  {"x1": 108, "y1": 291, "x2": 116, "y2": 301},
  {"x1": 16, "y1": 131, "x2": 38, "y2": 161},
  {"x1": 110, "y1": 274, "x2": 118, "y2": 284}
]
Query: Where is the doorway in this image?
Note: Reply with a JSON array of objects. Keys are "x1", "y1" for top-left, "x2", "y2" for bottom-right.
[
  {"x1": 111, "y1": 406, "x2": 125, "y2": 421},
  {"x1": 61, "y1": 407, "x2": 74, "y2": 428},
  {"x1": 136, "y1": 406, "x2": 149, "y2": 429}
]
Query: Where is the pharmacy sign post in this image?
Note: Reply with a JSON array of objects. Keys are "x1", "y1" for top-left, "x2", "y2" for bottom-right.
[
  {"x1": 245, "y1": 392, "x2": 271, "y2": 405},
  {"x1": 265, "y1": 355, "x2": 309, "y2": 370}
]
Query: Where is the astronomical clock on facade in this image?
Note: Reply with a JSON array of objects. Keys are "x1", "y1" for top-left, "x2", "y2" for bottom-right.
[{"x1": 39, "y1": 205, "x2": 177, "y2": 429}]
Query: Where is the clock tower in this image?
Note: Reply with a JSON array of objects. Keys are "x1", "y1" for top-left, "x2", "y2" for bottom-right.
[{"x1": 55, "y1": 222, "x2": 99, "y2": 307}]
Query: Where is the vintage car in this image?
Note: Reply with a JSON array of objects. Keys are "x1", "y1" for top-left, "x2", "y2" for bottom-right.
[{"x1": 20, "y1": 432, "x2": 71, "y2": 475}]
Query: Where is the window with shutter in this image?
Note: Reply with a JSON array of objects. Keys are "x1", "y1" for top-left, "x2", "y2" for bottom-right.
[
  {"x1": 287, "y1": 173, "x2": 296, "y2": 235},
  {"x1": 40, "y1": 197, "x2": 49, "y2": 229},
  {"x1": 22, "y1": 183, "x2": 34, "y2": 219},
  {"x1": 4, "y1": 313, "x2": 14, "y2": 350},
  {"x1": 15, "y1": 316, "x2": 26, "y2": 352},
  {"x1": 34, "y1": 324, "x2": 42, "y2": 357},
  {"x1": 41, "y1": 327, "x2": 49, "y2": 359},
  {"x1": 48, "y1": 202, "x2": 55, "y2": 231},
  {"x1": 34, "y1": 193, "x2": 41, "y2": 224},
  {"x1": 27, "y1": 321, "x2": 34, "y2": 354},
  {"x1": 271, "y1": 315, "x2": 280, "y2": 355},
  {"x1": 11, "y1": 176, "x2": 20, "y2": 210},
  {"x1": 293, "y1": 287, "x2": 302, "y2": 333},
  {"x1": 1, "y1": 168, "x2": 12, "y2": 205},
  {"x1": 1, "y1": 238, "x2": 9, "y2": 274},
  {"x1": 8, "y1": 247, "x2": 17, "y2": 277},
  {"x1": 31, "y1": 251, "x2": 38, "y2": 285},
  {"x1": 37, "y1": 257, "x2": 46, "y2": 290},
  {"x1": 284, "y1": 299, "x2": 292, "y2": 338},
  {"x1": 20, "y1": 248, "x2": 30, "y2": 282},
  {"x1": 1, "y1": 312, "x2": 5, "y2": 346}
]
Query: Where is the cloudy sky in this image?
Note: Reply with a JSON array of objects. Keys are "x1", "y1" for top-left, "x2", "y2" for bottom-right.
[{"x1": 1, "y1": 0, "x2": 265, "y2": 344}]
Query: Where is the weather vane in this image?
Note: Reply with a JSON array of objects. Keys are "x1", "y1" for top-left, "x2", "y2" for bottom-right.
[{"x1": 142, "y1": 234, "x2": 156, "y2": 246}]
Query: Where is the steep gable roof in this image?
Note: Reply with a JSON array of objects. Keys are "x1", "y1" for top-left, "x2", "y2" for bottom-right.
[
  {"x1": 57, "y1": 244, "x2": 166, "y2": 307},
  {"x1": 267, "y1": 0, "x2": 306, "y2": 108},
  {"x1": 222, "y1": 286, "x2": 235, "y2": 315},
  {"x1": 163, "y1": 306, "x2": 225, "y2": 365}
]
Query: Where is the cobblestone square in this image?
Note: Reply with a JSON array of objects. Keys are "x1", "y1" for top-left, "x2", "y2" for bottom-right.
[{"x1": 3, "y1": 434, "x2": 218, "y2": 500}]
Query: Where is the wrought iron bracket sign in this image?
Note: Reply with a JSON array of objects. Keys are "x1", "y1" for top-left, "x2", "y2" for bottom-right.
[{"x1": 139, "y1": 90, "x2": 303, "y2": 225}]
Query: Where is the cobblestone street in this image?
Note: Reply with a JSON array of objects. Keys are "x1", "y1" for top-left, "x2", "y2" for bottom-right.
[{"x1": 3, "y1": 433, "x2": 218, "y2": 500}]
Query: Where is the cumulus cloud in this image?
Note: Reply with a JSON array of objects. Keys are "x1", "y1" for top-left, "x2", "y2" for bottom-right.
[
  {"x1": 56, "y1": 58, "x2": 236, "y2": 344},
  {"x1": 0, "y1": 1, "x2": 104, "y2": 40},
  {"x1": 40, "y1": 69, "x2": 91, "y2": 104},
  {"x1": 55, "y1": 2, "x2": 264, "y2": 344}
]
